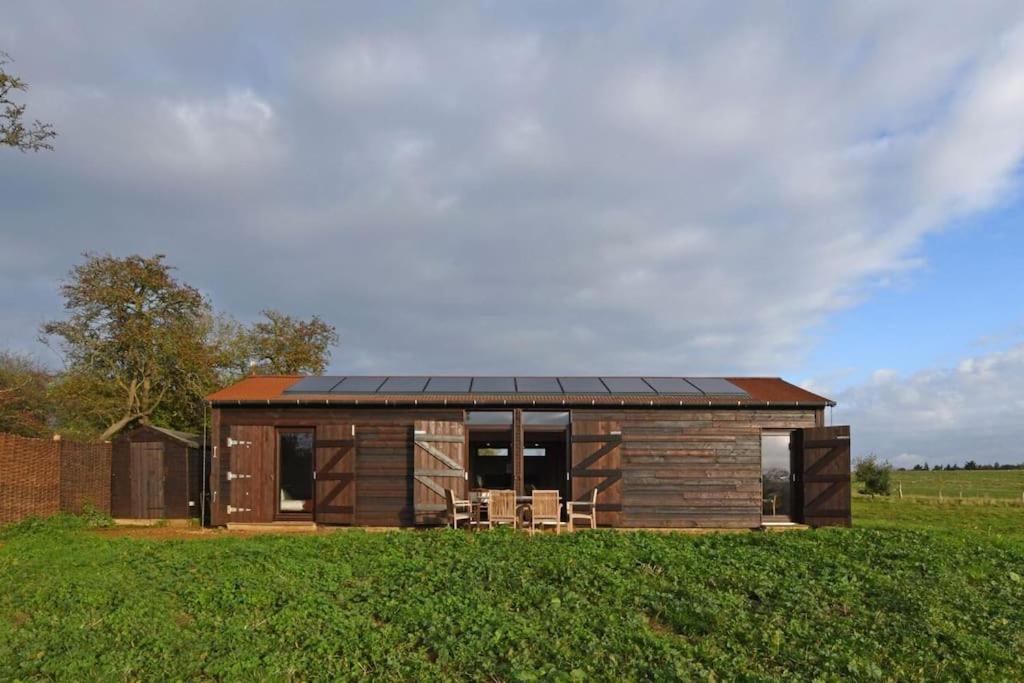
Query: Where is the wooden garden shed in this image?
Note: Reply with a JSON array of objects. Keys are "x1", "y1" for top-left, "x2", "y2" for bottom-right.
[
  {"x1": 111, "y1": 425, "x2": 205, "y2": 520},
  {"x1": 205, "y1": 375, "x2": 851, "y2": 529}
]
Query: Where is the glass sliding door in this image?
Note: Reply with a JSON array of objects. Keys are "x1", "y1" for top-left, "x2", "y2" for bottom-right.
[
  {"x1": 278, "y1": 429, "x2": 314, "y2": 517},
  {"x1": 761, "y1": 431, "x2": 795, "y2": 520}
]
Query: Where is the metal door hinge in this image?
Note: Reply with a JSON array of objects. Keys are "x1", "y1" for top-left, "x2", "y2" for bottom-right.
[
  {"x1": 227, "y1": 505, "x2": 252, "y2": 514},
  {"x1": 227, "y1": 437, "x2": 252, "y2": 448},
  {"x1": 226, "y1": 471, "x2": 252, "y2": 481}
]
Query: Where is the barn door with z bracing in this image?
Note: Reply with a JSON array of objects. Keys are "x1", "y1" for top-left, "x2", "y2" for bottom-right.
[
  {"x1": 314, "y1": 424, "x2": 356, "y2": 524},
  {"x1": 570, "y1": 420, "x2": 623, "y2": 526},
  {"x1": 413, "y1": 420, "x2": 467, "y2": 525},
  {"x1": 795, "y1": 425, "x2": 851, "y2": 527}
]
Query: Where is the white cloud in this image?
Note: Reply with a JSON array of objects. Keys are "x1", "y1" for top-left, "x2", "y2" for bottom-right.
[
  {"x1": 2, "y1": 2, "x2": 1024, "y2": 395},
  {"x1": 834, "y1": 343, "x2": 1024, "y2": 465}
]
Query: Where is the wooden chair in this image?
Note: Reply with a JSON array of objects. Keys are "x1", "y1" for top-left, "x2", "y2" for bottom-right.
[
  {"x1": 763, "y1": 494, "x2": 778, "y2": 516},
  {"x1": 567, "y1": 488, "x2": 598, "y2": 530},
  {"x1": 486, "y1": 490, "x2": 518, "y2": 528},
  {"x1": 525, "y1": 490, "x2": 562, "y2": 535},
  {"x1": 445, "y1": 489, "x2": 472, "y2": 529}
]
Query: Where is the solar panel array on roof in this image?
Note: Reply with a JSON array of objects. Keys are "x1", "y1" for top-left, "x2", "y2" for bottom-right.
[
  {"x1": 685, "y1": 377, "x2": 747, "y2": 395},
  {"x1": 601, "y1": 377, "x2": 655, "y2": 393},
  {"x1": 333, "y1": 376, "x2": 387, "y2": 393},
  {"x1": 471, "y1": 377, "x2": 516, "y2": 393},
  {"x1": 281, "y1": 375, "x2": 750, "y2": 397},
  {"x1": 516, "y1": 377, "x2": 562, "y2": 393},
  {"x1": 425, "y1": 377, "x2": 472, "y2": 392},
  {"x1": 644, "y1": 377, "x2": 702, "y2": 395},
  {"x1": 378, "y1": 377, "x2": 429, "y2": 393},
  {"x1": 283, "y1": 376, "x2": 344, "y2": 393},
  {"x1": 557, "y1": 377, "x2": 608, "y2": 393}
]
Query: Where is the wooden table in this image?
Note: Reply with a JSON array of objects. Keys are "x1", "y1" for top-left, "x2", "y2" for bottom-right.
[{"x1": 468, "y1": 491, "x2": 535, "y2": 527}]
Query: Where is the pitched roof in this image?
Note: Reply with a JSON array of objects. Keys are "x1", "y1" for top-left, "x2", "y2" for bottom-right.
[
  {"x1": 206, "y1": 375, "x2": 834, "y2": 407},
  {"x1": 147, "y1": 425, "x2": 201, "y2": 448}
]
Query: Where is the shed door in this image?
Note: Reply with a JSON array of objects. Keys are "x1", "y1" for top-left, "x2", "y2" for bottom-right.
[
  {"x1": 570, "y1": 420, "x2": 622, "y2": 526},
  {"x1": 795, "y1": 425, "x2": 851, "y2": 527},
  {"x1": 413, "y1": 420, "x2": 466, "y2": 526},
  {"x1": 130, "y1": 442, "x2": 164, "y2": 518},
  {"x1": 226, "y1": 425, "x2": 274, "y2": 523},
  {"x1": 315, "y1": 424, "x2": 356, "y2": 525}
]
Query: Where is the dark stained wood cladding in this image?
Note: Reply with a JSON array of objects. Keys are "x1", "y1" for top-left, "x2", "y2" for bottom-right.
[
  {"x1": 795, "y1": 425, "x2": 852, "y2": 527},
  {"x1": 413, "y1": 420, "x2": 467, "y2": 525},
  {"x1": 110, "y1": 439, "x2": 132, "y2": 518},
  {"x1": 214, "y1": 407, "x2": 461, "y2": 526},
  {"x1": 129, "y1": 442, "x2": 164, "y2": 518},
  {"x1": 111, "y1": 427, "x2": 201, "y2": 520},
  {"x1": 224, "y1": 425, "x2": 275, "y2": 523},
  {"x1": 212, "y1": 406, "x2": 820, "y2": 528},
  {"x1": 572, "y1": 409, "x2": 818, "y2": 528},
  {"x1": 570, "y1": 420, "x2": 623, "y2": 526},
  {"x1": 315, "y1": 424, "x2": 356, "y2": 525}
]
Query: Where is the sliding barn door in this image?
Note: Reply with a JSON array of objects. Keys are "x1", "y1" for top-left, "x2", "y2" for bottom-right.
[
  {"x1": 794, "y1": 425, "x2": 851, "y2": 527},
  {"x1": 224, "y1": 425, "x2": 274, "y2": 523},
  {"x1": 314, "y1": 424, "x2": 356, "y2": 525},
  {"x1": 413, "y1": 420, "x2": 466, "y2": 526},
  {"x1": 570, "y1": 420, "x2": 622, "y2": 526}
]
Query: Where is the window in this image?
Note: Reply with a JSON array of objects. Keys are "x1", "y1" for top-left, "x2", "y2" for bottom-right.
[
  {"x1": 522, "y1": 411, "x2": 569, "y2": 426},
  {"x1": 524, "y1": 447, "x2": 546, "y2": 457},
  {"x1": 477, "y1": 447, "x2": 509, "y2": 457},
  {"x1": 279, "y1": 430, "x2": 314, "y2": 514},
  {"x1": 466, "y1": 411, "x2": 514, "y2": 426}
]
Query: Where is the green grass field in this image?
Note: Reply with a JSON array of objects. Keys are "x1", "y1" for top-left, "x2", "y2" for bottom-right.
[
  {"x1": 1, "y1": 513, "x2": 1023, "y2": 680},
  {"x1": 884, "y1": 469, "x2": 1024, "y2": 500},
  {"x1": 854, "y1": 497, "x2": 1024, "y2": 537}
]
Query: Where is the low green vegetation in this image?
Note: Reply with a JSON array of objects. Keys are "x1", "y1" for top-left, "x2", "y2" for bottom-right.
[
  {"x1": 1, "y1": 515, "x2": 1022, "y2": 680},
  {"x1": 883, "y1": 468, "x2": 1024, "y2": 500},
  {"x1": 854, "y1": 497, "x2": 1024, "y2": 537}
]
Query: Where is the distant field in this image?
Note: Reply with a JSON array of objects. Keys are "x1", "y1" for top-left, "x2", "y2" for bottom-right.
[{"x1": 869, "y1": 469, "x2": 1024, "y2": 500}]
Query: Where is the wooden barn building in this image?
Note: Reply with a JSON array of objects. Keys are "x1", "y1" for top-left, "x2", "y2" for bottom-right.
[
  {"x1": 111, "y1": 425, "x2": 205, "y2": 521},
  {"x1": 206, "y1": 376, "x2": 850, "y2": 529}
]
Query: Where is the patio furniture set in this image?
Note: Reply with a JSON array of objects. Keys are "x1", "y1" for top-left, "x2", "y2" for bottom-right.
[{"x1": 445, "y1": 488, "x2": 598, "y2": 533}]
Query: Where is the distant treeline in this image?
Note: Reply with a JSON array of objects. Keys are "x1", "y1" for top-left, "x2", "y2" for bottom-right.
[{"x1": 901, "y1": 461, "x2": 1024, "y2": 472}]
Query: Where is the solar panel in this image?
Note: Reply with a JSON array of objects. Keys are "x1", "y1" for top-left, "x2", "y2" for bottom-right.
[
  {"x1": 516, "y1": 377, "x2": 562, "y2": 393},
  {"x1": 471, "y1": 377, "x2": 516, "y2": 393},
  {"x1": 378, "y1": 377, "x2": 429, "y2": 393},
  {"x1": 685, "y1": 377, "x2": 748, "y2": 395},
  {"x1": 283, "y1": 376, "x2": 345, "y2": 393},
  {"x1": 644, "y1": 377, "x2": 702, "y2": 395},
  {"x1": 331, "y1": 376, "x2": 387, "y2": 393},
  {"x1": 425, "y1": 377, "x2": 472, "y2": 393},
  {"x1": 601, "y1": 377, "x2": 655, "y2": 393},
  {"x1": 558, "y1": 377, "x2": 609, "y2": 393}
]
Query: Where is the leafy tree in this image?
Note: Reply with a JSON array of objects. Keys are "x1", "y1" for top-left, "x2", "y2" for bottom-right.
[
  {"x1": 40, "y1": 254, "x2": 219, "y2": 440},
  {"x1": 854, "y1": 455, "x2": 892, "y2": 497},
  {"x1": 0, "y1": 351, "x2": 52, "y2": 437},
  {"x1": 245, "y1": 309, "x2": 338, "y2": 375},
  {"x1": 1, "y1": 51, "x2": 56, "y2": 151},
  {"x1": 963, "y1": 460, "x2": 977, "y2": 470}
]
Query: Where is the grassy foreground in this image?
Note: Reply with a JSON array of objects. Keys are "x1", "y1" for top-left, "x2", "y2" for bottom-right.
[{"x1": 1, "y1": 517, "x2": 1023, "y2": 680}]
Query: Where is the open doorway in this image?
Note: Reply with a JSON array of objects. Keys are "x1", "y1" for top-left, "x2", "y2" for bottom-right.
[
  {"x1": 467, "y1": 412, "x2": 514, "y2": 490},
  {"x1": 523, "y1": 411, "x2": 569, "y2": 499},
  {"x1": 761, "y1": 430, "x2": 795, "y2": 522}
]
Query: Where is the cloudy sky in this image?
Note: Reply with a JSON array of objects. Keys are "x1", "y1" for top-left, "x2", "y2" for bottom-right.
[{"x1": 2, "y1": 2, "x2": 1024, "y2": 465}]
